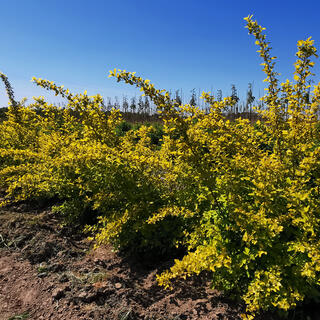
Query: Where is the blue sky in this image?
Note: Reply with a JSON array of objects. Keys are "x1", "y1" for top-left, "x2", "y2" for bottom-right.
[{"x1": 0, "y1": 0, "x2": 320, "y2": 107}]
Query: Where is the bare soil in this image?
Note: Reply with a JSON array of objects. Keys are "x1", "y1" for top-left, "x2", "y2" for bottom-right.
[{"x1": 0, "y1": 202, "x2": 317, "y2": 320}]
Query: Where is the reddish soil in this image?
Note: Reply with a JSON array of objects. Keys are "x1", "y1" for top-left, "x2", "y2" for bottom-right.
[{"x1": 0, "y1": 203, "x2": 316, "y2": 320}]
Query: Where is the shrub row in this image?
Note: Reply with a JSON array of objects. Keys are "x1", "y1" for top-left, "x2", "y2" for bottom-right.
[{"x1": 1, "y1": 16, "x2": 320, "y2": 318}]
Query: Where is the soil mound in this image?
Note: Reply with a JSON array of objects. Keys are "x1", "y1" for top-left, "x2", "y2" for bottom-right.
[{"x1": 0, "y1": 202, "x2": 309, "y2": 320}]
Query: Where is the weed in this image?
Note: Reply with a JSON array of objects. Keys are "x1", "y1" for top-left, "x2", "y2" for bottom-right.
[{"x1": 8, "y1": 312, "x2": 30, "y2": 320}]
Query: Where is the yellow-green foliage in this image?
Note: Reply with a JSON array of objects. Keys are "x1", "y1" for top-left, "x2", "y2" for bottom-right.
[{"x1": 1, "y1": 15, "x2": 320, "y2": 318}]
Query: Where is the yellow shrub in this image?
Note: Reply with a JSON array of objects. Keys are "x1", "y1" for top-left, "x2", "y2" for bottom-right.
[
  {"x1": 107, "y1": 15, "x2": 320, "y2": 318},
  {"x1": 1, "y1": 14, "x2": 320, "y2": 318}
]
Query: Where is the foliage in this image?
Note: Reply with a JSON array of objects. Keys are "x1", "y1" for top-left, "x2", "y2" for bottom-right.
[
  {"x1": 106, "y1": 15, "x2": 320, "y2": 318},
  {"x1": 116, "y1": 120, "x2": 133, "y2": 136},
  {"x1": 0, "y1": 107, "x2": 8, "y2": 121},
  {"x1": 1, "y1": 15, "x2": 320, "y2": 319},
  {"x1": 8, "y1": 312, "x2": 30, "y2": 320},
  {"x1": 115, "y1": 120, "x2": 164, "y2": 146}
]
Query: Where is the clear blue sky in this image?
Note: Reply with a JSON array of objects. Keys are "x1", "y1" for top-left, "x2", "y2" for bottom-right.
[{"x1": 1, "y1": 0, "x2": 320, "y2": 107}]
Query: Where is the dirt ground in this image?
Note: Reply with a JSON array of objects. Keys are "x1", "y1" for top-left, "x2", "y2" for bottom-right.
[{"x1": 0, "y1": 202, "x2": 317, "y2": 320}]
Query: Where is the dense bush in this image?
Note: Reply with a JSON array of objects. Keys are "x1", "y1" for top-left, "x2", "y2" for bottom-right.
[
  {"x1": 1, "y1": 15, "x2": 320, "y2": 319},
  {"x1": 116, "y1": 120, "x2": 133, "y2": 136}
]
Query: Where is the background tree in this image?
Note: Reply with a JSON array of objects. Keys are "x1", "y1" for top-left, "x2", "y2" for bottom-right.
[
  {"x1": 189, "y1": 88, "x2": 197, "y2": 106},
  {"x1": 144, "y1": 96, "x2": 150, "y2": 114},
  {"x1": 175, "y1": 90, "x2": 182, "y2": 106},
  {"x1": 106, "y1": 97, "x2": 113, "y2": 111},
  {"x1": 231, "y1": 84, "x2": 239, "y2": 116},
  {"x1": 130, "y1": 97, "x2": 136, "y2": 113},
  {"x1": 138, "y1": 96, "x2": 144, "y2": 114},
  {"x1": 245, "y1": 82, "x2": 255, "y2": 112},
  {"x1": 122, "y1": 96, "x2": 129, "y2": 113},
  {"x1": 231, "y1": 84, "x2": 239, "y2": 103},
  {"x1": 217, "y1": 89, "x2": 222, "y2": 102},
  {"x1": 114, "y1": 96, "x2": 120, "y2": 110}
]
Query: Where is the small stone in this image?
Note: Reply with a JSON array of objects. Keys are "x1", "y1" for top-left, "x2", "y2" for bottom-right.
[
  {"x1": 52, "y1": 287, "x2": 65, "y2": 300},
  {"x1": 58, "y1": 274, "x2": 69, "y2": 283},
  {"x1": 56, "y1": 251, "x2": 64, "y2": 257},
  {"x1": 84, "y1": 284, "x2": 93, "y2": 291},
  {"x1": 38, "y1": 272, "x2": 47, "y2": 278},
  {"x1": 115, "y1": 282, "x2": 122, "y2": 289},
  {"x1": 49, "y1": 262, "x2": 65, "y2": 272},
  {"x1": 93, "y1": 258, "x2": 106, "y2": 267},
  {"x1": 75, "y1": 290, "x2": 98, "y2": 303},
  {"x1": 64, "y1": 285, "x2": 71, "y2": 292},
  {"x1": 78, "y1": 291, "x2": 88, "y2": 299}
]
